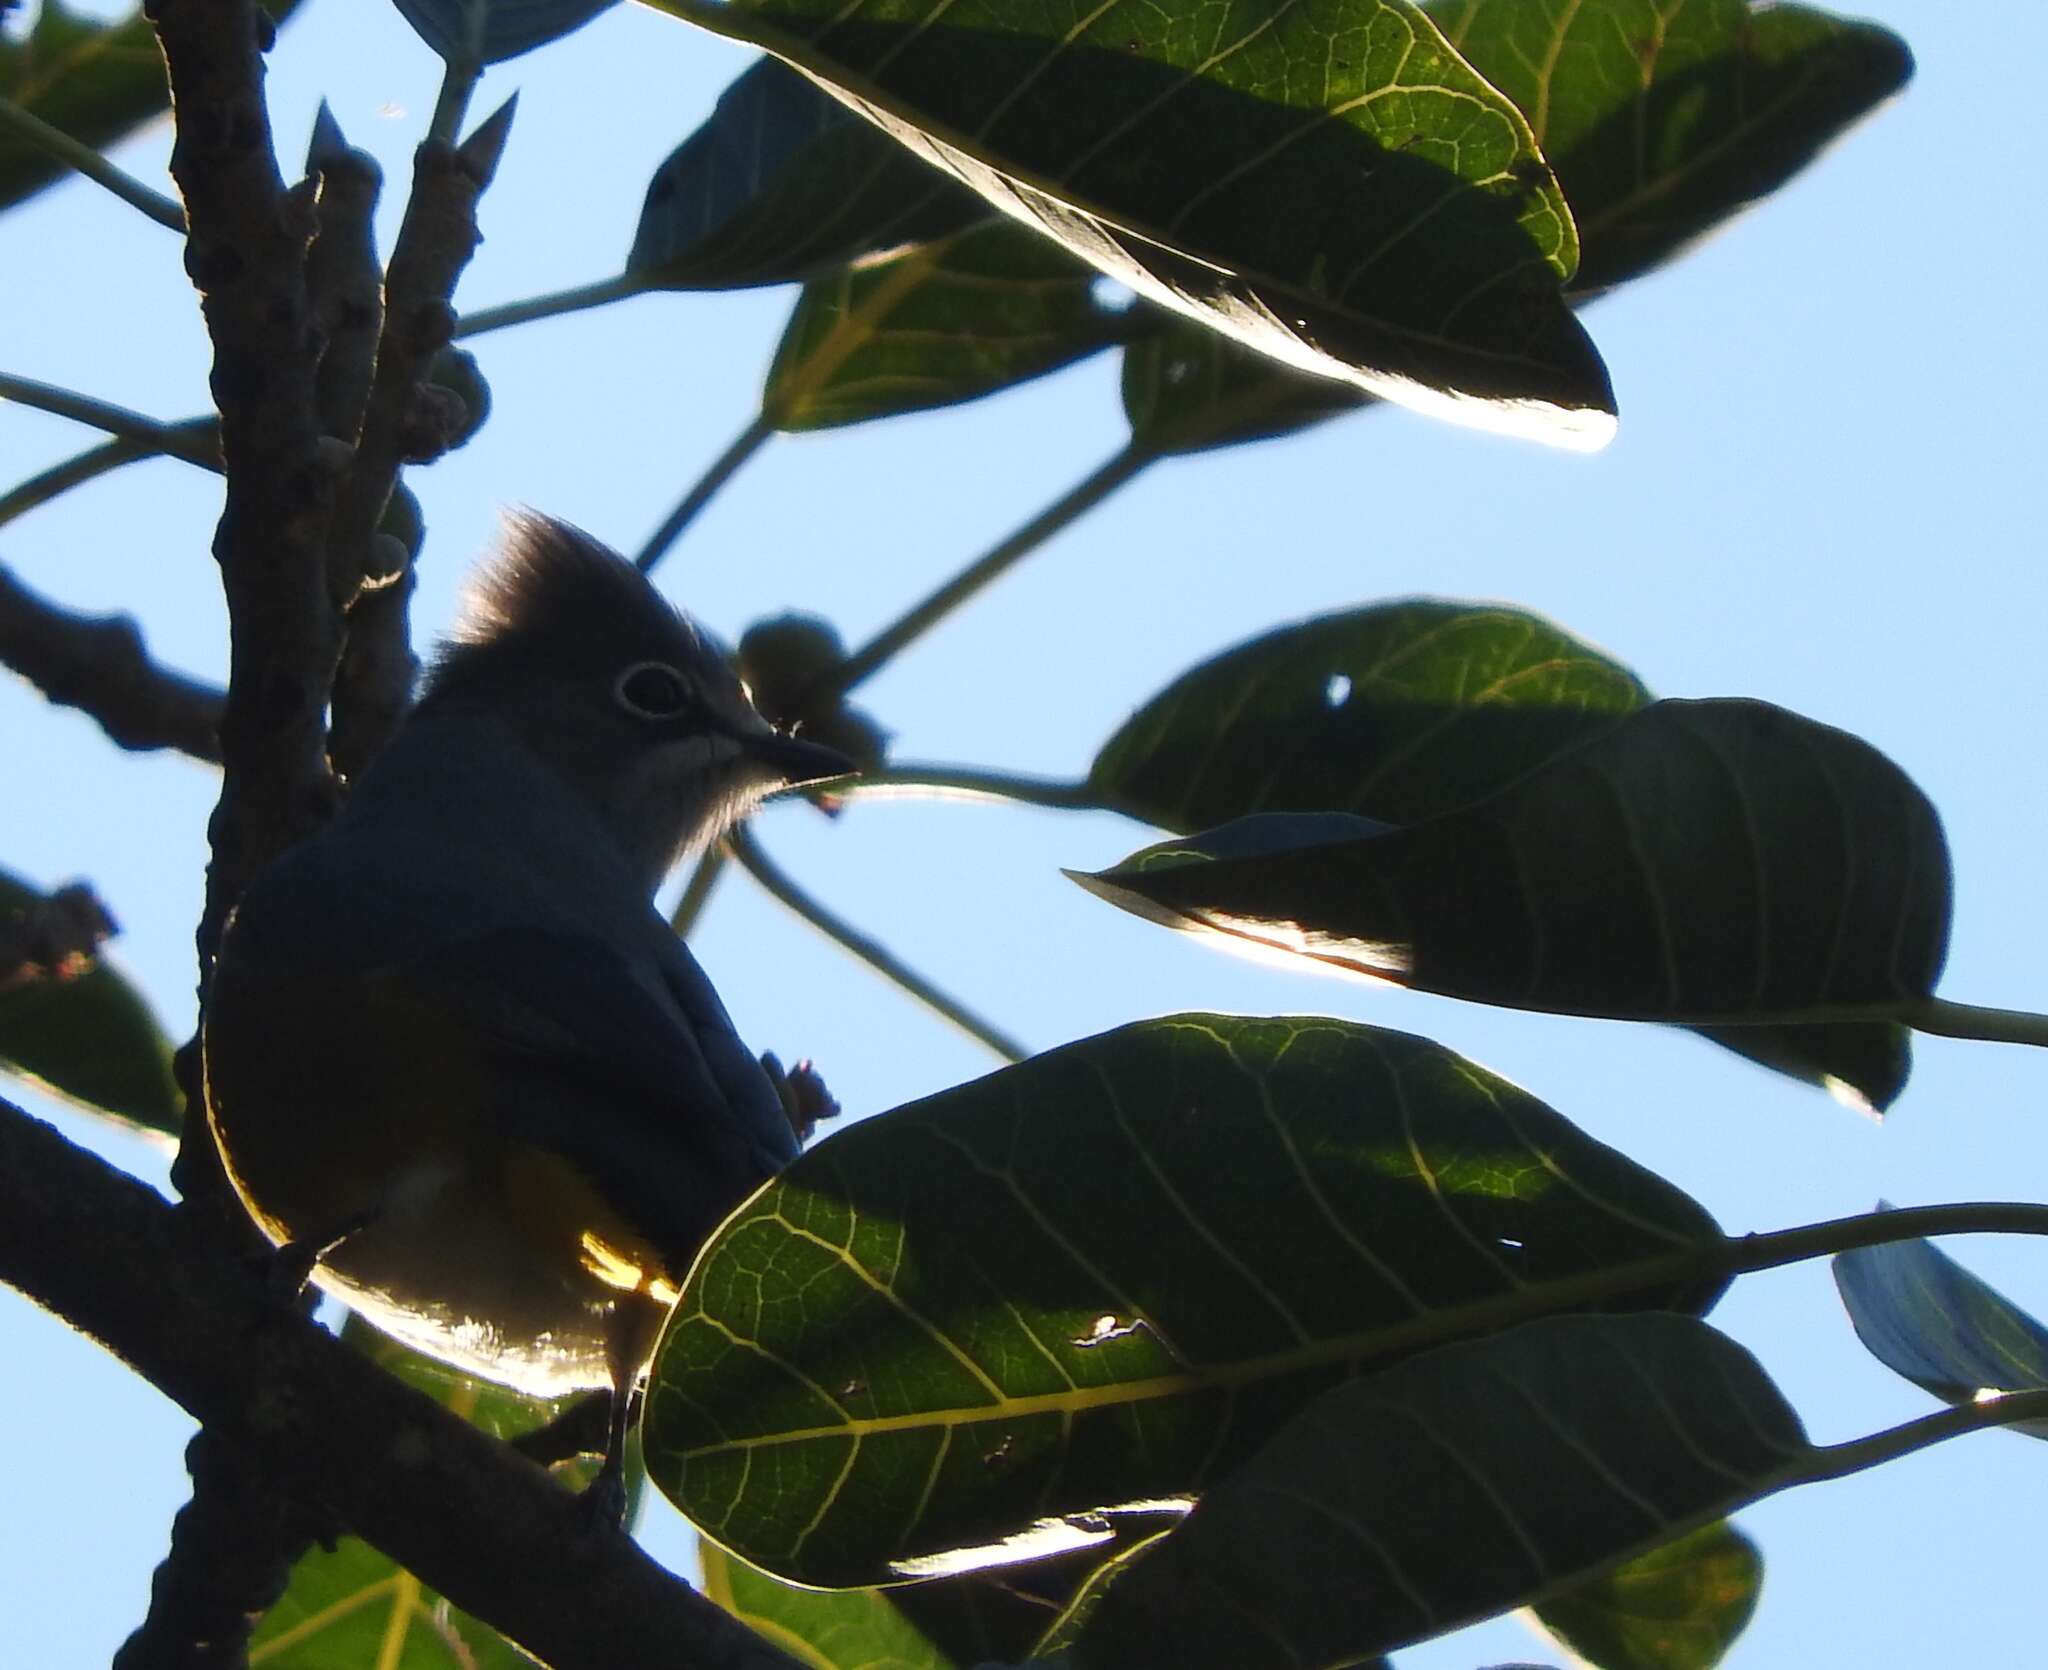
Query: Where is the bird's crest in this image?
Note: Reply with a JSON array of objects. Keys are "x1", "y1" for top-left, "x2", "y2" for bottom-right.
[{"x1": 424, "y1": 513, "x2": 713, "y2": 702}]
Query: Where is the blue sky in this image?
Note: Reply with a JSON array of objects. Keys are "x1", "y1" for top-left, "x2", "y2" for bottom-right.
[{"x1": 3, "y1": 0, "x2": 2044, "y2": 1662}]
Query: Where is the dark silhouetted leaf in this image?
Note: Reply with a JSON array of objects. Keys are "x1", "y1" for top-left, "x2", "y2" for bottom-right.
[
  {"x1": 1089, "y1": 608, "x2": 1911, "y2": 1109},
  {"x1": 1091, "y1": 601, "x2": 1650, "y2": 832},
  {"x1": 1061, "y1": 1315, "x2": 1804, "y2": 1669},
  {"x1": 0, "y1": 0, "x2": 298, "y2": 216},
  {"x1": 642, "y1": 0, "x2": 1615, "y2": 448},
  {"x1": 627, "y1": 56, "x2": 982, "y2": 291},
  {"x1": 1117, "y1": 0, "x2": 1911, "y2": 454},
  {"x1": 0, "y1": 869, "x2": 179, "y2": 1136},
  {"x1": 1079, "y1": 699, "x2": 1950, "y2": 1026},
  {"x1": 645, "y1": 1015, "x2": 1725, "y2": 1587},
  {"x1": 251, "y1": 1319, "x2": 604, "y2": 1666},
  {"x1": 1438, "y1": 0, "x2": 1913, "y2": 295},
  {"x1": 1533, "y1": 1521, "x2": 1763, "y2": 1670},
  {"x1": 1834, "y1": 1218, "x2": 2048, "y2": 1438},
  {"x1": 1028, "y1": 1531, "x2": 1187, "y2": 1660},
  {"x1": 390, "y1": 0, "x2": 613, "y2": 64},
  {"x1": 764, "y1": 221, "x2": 1128, "y2": 431}
]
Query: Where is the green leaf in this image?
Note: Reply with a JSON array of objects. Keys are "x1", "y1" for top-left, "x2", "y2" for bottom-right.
[
  {"x1": 1117, "y1": 0, "x2": 1911, "y2": 455},
  {"x1": 628, "y1": 57, "x2": 982, "y2": 291},
  {"x1": 0, "y1": 870, "x2": 180, "y2": 1136},
  {"x1": 1078, "y1": 698, "x2": 1950, "y2": 1026},
  {"x1": 1087, "y1": 604, "x2": 1912, "y2": 1109},
  {"x1": 0, "y1": 0, "x2": 297, "y2": 215},
  {"x1": 702, "y1": 1534, "x2": 1141, "y2": 1669},
  {"x1": 389, "y1": 0, "x2": 614, "y2": 65},
  {"x1": 763, "y1": 221, "x2": 1128, "y2": 431},
  {"x1": 1058, "y1": 1314, "x2": 1804, "y2": 1669},
  {"x1": 251, "y1": 1319, "x2": 600, "y2": 1666},
  {"x1": 1028, "y1": 1531, "x2": 1180, "y2": 1660},
  {"x1": 701, "y1": 1543, "x2": 961, "y2": 1670},
  {"x1": 1532, "y1": 1521, "x2": 1763, "y2": 1670},
  {"x1": 641, "y1": 0, "x2": 1615, "y2": 449},
  {"x1": 644, "y1": 1014, "x2": 1724, "y2": 1587},
  {"x1": 1438, "y1": 0, "x2": 1914, "y2": 296},
  {"x1": 1833, "y1": 1216, "x2": 2048, "y2": 1437},
  {"x1": 1090, "y1": 601, "x2": 1652, "y2": 833}
]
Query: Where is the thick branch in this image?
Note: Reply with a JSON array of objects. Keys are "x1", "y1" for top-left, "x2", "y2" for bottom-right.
[
  {"x1": 0, "y1": 1094, "x2": 802, "y2": 1670},
  {"x1": 156, "y1": 0, "x2": 343, "y2": 964},
  {"x1": 0, "y1": 561, "x2": 224, "y2": 761}
]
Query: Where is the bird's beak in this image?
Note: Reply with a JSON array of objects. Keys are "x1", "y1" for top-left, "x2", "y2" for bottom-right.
[{"x1": 742, "y1": 730, "x2": 858, "y2": 788}]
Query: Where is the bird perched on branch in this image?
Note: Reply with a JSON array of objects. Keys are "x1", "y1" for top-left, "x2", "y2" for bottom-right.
[{"x1": 202, "y1": 513, "x2": 851, "y2": 1512}]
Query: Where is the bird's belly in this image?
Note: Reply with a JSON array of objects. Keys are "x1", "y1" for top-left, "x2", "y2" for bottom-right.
[
  {"x1": 311, "y1": 1183, "x2": 663, "y2": 1397},
  {"x1": 205, "y1": 965, "x2": 680, "y2": 1398}
]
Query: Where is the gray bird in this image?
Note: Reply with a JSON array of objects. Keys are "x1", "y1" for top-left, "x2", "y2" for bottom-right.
[{"x1": 202, "y1": 513, "x2": 851, "y2": 1506}]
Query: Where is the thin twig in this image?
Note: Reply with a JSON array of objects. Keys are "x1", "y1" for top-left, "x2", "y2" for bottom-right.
[
  {"x1": 454, "y1": 273, "x2": 649, "y2": 339},
  {"x1": 635, "y1": 413, "x2": 775, "y2": 573},
  {"x1": 795, "y1": 442, "x2": 1155, "y2": 717},
  {"x1": 0, "y1": 562, "x2": 224, "y2": 761},
  {"x1": 0, "y1": 372, "x2": 220, "y2": 464},
  {"x1": 427, "y1": 57, "x2": 482, "y2": 147},
  {"x1": 670, "y1": 842, "x2": 729, "y2": 940},
  {"x1": 0, "y1": 93, "x2": 186, "y2": 231},
  {"x1": 729, "y1": 825, "x2": 1027, "y2": 1063}
]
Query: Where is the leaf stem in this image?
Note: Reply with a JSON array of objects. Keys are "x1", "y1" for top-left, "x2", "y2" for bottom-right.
[
  {"x1": 669, "y1": 843, "x2": 729, "y2": 940},
  {"x1": 0, "y1": 430, "x2": 191, "y2": 533},
  {"x1": 849, "y1": 762, "x2": 1100, "y2": 812},
  {"x1": 0, "y1": 95, "x2": 186, "y2": 231},
  {"x1": 0, "y1": 374, "x2": 220, "y2": 463},
  {"x1": 428, "y1": 56, "x2": 481, "y2": 146},
  {"x1": 797, "y1": 441, "x2": 1157, "y2": 714},
  {"x1": 1721, "y1": 1201, "x2": 2048, "y2": 1278},
  {"x1": 454, "y1": 274, "x2": 650, "y2": 339},
  {"x1": 1905, "y1": 997, "x2": 2048, "y2": 1049},
  {"x1": 1795, "y1": 1387, "x2": 2048, "y2": 1486},
  {"x1": 635, "y1": 412, "x2": 777, "y2": 573},
  {"x1": 728, "y1": 825, "x2": 1028, "y2": 1063}
]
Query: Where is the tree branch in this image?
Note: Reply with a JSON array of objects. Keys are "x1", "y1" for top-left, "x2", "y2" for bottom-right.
[
  {"x1": 0, "y1": 561, "x2": 224, "y2": 761},
  {"x1": 0, "y1": 92, "x2": 187, "y2": 230},
  {"x1": 0, "y1": 879, "x2": 115, "y2": 991},
  {"x1": 324, "y1": 97, "x2": 514, "y2": 783},
  {"x1": 155, "y1": 0, "x2": 343, "y2": 963},
  {"x1": 0, "y1": 1093, "x2": 803, "y2": 1670}
]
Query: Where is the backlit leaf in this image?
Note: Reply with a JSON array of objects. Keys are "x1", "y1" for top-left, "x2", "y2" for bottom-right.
[
  {"x1": 389, "y1": 0, "x2": 614, "y2": 64},
  {"x1": 1057, "y1": 1315, "x2": 1804, "y2": 1669},
  {"x1": 1088, "y1": 607, "x2": 1910, "y2": 1109},
  {"x1": 1437, "y1": 0, "x2": 1913, "y2": 295},
  {"x1": 1532, "y1": 1521, "x2": 1763, "y2": 1670},
  {"x1": 641, "y1": 0, "x2": 1616, "y2": 448},
  {"x1": 764, "y1": 221, "x2": 1128, "y2": 431},
  {"x1": 645, "y1": 1014, "x2": 1725, "y2": 1587},
  {"x1": 1078, "y1": 698, "x2": 1950, "y2": 1026},
  {"x1": 0, "y1": 869, "x2": 180, "y2": 1137},
  {"x1": 1834, "y1": 1218, "x2": 2048, "y2": 1438},
  {"x1": 628, "y1": 56, "x2": 981, "y2": 291},
  {"x1": 1119, "y1": 0, "x2": 1911, "y2": 454}
]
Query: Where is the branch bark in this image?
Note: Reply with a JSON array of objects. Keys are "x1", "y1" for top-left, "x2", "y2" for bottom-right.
[
  {"x1": 0, "y1": 561, "x2": 224, "y2": 761},
  {"x1": 0, "y1": 1093, "x2": 802, "y2": 1670}
]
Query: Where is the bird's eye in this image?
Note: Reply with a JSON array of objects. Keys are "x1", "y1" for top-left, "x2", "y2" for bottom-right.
[{"x1": 614, "y1": 661, "x2": 693, "y2": 720}]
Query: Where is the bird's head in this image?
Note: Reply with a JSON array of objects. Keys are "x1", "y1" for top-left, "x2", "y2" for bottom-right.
[{"x1": 416, "y1": 513, "x2": 852, "y2": 880}]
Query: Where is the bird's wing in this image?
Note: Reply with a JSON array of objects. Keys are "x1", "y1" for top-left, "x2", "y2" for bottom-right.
[{"x1": 396, "y1": 924, "x2": 798, "y2": 1257}]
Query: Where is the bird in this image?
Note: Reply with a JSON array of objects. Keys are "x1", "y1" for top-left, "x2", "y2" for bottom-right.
[{"x1": 201, "y1": 512, "x2": 852, "y2": 1511}]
